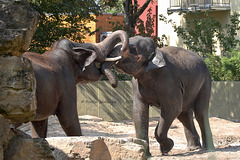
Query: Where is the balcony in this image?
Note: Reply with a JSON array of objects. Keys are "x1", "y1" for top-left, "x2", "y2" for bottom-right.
[{"x1": 167, "y1": 0, "x2": 230, "y2": 13}]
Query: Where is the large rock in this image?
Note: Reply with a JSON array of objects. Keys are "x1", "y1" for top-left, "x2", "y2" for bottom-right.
[
  {"x1": 4, "y1": 130, "x2": 54, "y2": 160},
  {"x1": 0, "y1": 115, "x2": 14, "y2": 160},
  {"x1": 0, "y1": 0, "x2": 39, "y2": 159},
  {"x1": 0, "y1": 56, "x2": 36, "y2": 123},
  {"x1": 104, "y1": 137, "x2": 148, "y2": 159},
  {"x1": 46, "y1": 137, "x2": 148, "y2": 160},
  {"x1": 0, "y1": 0, "x2": 38, "y2": 56},
  {"x1": 47, "y1": 137, "x2": 111, "y2": 160}
]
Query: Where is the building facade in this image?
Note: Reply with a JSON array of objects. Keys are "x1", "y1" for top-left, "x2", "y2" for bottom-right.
[
  {"x1": 158, "y1": 0, "x2": 239, "y2": 54},
  {"x1": 83, "y1": 14, "x2": 124, "y2": 43}
]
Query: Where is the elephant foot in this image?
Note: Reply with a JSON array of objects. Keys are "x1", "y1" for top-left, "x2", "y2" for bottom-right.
[
  {"x1": 161, "y1": 152, "x2": 169, "y2": 156},
  {"x1": 159, "y1": 138, "x2": 174, "y2": 155},
  {"x1": 202, "y1": 145, "x2": 215, "y2": 152},
  {"x1": 146, "y1": 150, "x2": 152, "y2": 157},
  {"x1": 144, "y1": 145, "x2": 151, "y2": 157},
  {"x1": 187, "y1": 145, "x2": 201, "y2": 151}
]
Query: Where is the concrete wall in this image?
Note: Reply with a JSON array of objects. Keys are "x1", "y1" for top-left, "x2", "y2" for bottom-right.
[
  {"x1": 77, "y1": 81, "x2": 240, "y2": 121},
  {"x1": 210, "y1": 81, "x2": 240, "y2": 121}
]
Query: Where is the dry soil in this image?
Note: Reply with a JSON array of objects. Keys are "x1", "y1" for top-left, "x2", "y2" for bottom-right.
[{"x1": 19, "y1": 115, "x2": 240, "y2": 159}]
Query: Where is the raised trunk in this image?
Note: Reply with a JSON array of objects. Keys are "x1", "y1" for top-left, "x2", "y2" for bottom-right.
[
  {"x1": 73, "y1": 30, "x2": 129, "y2": 87},
  {"x1": 95, "y1": 30, "x2": 129, "y2": 62}
]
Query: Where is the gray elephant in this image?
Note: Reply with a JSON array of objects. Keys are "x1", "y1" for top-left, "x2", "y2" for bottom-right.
[
  {"x1": 101, "y1": 35, "x2": 215, "y2": 156},
  {"x1": 22, "y1": 30, "x2": 128, "y2": 138}
]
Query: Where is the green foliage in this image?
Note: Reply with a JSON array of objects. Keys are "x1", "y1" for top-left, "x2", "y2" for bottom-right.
[
  {"x1": 221, "y1": 50, "x2": 240, "y2": 81},
  {"x1": 136, "y1": 8, "x2": 167, "y2": 48},
  {"x1": 97, "y1": 0, "x2": 124, "y2": 14},
  {"x1": 160, "y1": 11, "x2": 240, "y2": 81},
  {"x1": 28, "y1": 0, "x2": 101, "y2": 53},
  {"x1": 217, "y1": 12, "x2": 240, "y2": 56},
  {"x1": 203, "y1": 54, "x2": 223, "y2": 81},
  {"x1": 121, "y1": 0, "x2": 156, "y2": 37},
  {"x1": 160, "y1": 11, "x2": 240, "y2": 56},
  {"x1": 111, "y1": 5, "x2": 166, "y2": 47},
  {"x1": 175, "y1": 11, "x2": 222, "y2": 55},
  {"x1": 203, "y1": 49, "x2": 240, "y2": 81},
  {"x1": 137, "y1": 8, "x2": 154, "y2": 37}
]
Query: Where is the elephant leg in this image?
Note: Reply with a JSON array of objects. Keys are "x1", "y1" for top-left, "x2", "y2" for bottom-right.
[
  {"x1": 155, "y1": 107, "x2": 180, "y2": 155},
  {"x1": 177, "y1": 110, "x2": 201, "y2": 150},
  {"x1": 132, "y1": 79, "x2": 151, "y2": 156},
  {"x1": 56, "y1": 101, "x2": 82, "y2": 136},
  {"x1": 193, "y1": 84, "x2": 215, "y2": 151},
  {"x1": 31, "y1": 119, "x2": 48, "y2": 138}
]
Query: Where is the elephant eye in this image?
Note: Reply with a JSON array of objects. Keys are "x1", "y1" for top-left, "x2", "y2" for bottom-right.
[
  {"x1": 129, "y1": 46, "x2": 138, "y2": 55},
  {"x1": 95, "y1": 62, "x2": 100, "y2": 68}
]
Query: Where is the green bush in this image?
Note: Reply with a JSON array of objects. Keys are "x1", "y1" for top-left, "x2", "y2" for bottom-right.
[
  {"x1": 204, "y1": 49, "x2": 240, "y2": 81},
  {"x1": 203, "y1": 54, "x2": 223, "y2": 81},
  {"x1": 221, "y1": 50, "x2": 240, "y2": 81}
]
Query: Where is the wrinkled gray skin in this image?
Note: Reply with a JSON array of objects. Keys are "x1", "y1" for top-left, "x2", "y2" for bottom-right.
[
  {"x1": 102, "y1": 35, "x2": 215, "y2": 156},
  {"x1": 22, "y1": 30, "x2": 128, "y2": 138}
]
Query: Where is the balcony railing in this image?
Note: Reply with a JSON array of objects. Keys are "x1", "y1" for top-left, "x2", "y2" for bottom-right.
[{"x1": 168, "y1": 0, "x2": 230, "y2": 13}]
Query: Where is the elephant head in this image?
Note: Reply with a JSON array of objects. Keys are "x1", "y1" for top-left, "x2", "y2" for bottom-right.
[
  {"x1": 49, "y1": 30, "x2": 129, "y2": 84},
  {"x1": 101, "y1": 36, "x2": 166, "y2": 87}
]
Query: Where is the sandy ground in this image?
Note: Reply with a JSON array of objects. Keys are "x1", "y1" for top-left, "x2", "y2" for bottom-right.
[{"x1": 19, "y1": 115, "x2": 240, "y2": 159}]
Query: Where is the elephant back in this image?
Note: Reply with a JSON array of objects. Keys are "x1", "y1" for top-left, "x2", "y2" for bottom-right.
[{"x1": 50, "y1": 39, "x2": 74, "y2": 53}]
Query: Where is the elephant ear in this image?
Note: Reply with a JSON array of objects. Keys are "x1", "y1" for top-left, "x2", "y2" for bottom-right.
[
  {"x1": 145, "y1": 49, "x2": 166, "y2": 72},
  {"x1": 72, "y1": 47, "x2": 97, "y2": 71}
]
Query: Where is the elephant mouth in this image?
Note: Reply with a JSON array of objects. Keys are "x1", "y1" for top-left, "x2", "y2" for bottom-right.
[
  {"x1": 95, "y1": 55, "x2": 121, "y2": 70},
  {"x1": 99, "y1": 56, "x2": 122, "y2": 88}
]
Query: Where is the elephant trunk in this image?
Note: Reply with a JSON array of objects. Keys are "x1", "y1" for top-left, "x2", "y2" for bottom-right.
[
  {"x1": 94, "y1": 30, "x2": 128, "y2": 88},
  {"x1": 95, "y1": 30, "x2": 129, "y2": 62},
  {"x1": 100, "y1": 61, "x2": 118, "y2": 88},
  {"x1": 100, "y1": 45, "x2": 123, "y2": 88}
]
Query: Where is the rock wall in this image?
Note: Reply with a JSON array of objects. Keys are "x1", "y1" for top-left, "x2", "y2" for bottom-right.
[
  {"x1": 0, "y1": 0, "x2": 37, "y2": 122},
  {"x1": 0, "y1": 0, "x2": 38, "y2": 57},
  {"x1": 0, "y1": 0, "x2": 54, "y2": 159}
]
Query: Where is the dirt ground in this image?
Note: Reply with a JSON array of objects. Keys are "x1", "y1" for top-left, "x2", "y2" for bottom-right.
[{"x1": 19, "y1": 115, "x2": 240, "y2": 159}]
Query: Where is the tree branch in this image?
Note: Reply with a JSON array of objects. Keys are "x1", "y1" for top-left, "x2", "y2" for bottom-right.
[{"x1": 133, "y1": 0, "x2": 152, "y2": 20}]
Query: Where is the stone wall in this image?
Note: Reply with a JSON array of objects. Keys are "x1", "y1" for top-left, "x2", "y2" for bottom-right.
[
  {"x1": 0, "y1": 0, "x2": 37, "y2": 122},
  {"x1": 0, "y1": 0, "x2": 55, "y2": 159}
]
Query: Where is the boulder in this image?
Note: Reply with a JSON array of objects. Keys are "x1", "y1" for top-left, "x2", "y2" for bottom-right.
[
  {"x1": 104, "y1": 137, "x2": 148, "y2": 159},
  {"x1": 0, "y1": 115, "x2": 14, "y2": 160},
  {"x1": 4, "y1": 130, "x2": 54, "y2": 160},
  {"x1": 0, "y1": 56, "x2": 36, "y2": 123},
  {"x1": 47, "y1": 137, "x2": 111, "y2": 160},
  {"x1": 0, "y1": 0, "x2": 40, "y2": 159},
  {"x1": 46, "y1": 137, "x2": 148, "y2": 160},
  {"x1": 0, "y1": 0, "x2": 39, "y2": 56}
]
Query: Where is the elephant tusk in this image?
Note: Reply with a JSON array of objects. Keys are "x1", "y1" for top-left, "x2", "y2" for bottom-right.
[{"x1": 104, "y1": 56, "x2": 122, "y2": 61}]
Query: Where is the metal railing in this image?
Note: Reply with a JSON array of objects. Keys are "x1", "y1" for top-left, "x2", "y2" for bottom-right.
[{"x1": 168, "y1": 0, "x2": 230, "y2": 12}]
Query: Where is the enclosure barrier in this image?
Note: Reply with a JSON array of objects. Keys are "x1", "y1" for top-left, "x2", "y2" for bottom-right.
[{"x1": 77, "y1": 81, "x2": 240, "y2": 121}]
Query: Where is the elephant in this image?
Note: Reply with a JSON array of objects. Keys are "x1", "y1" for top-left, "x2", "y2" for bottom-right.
[
  {"x1": 22, "y1": 30, "x2": 129, "y2": 138},
  {"x1": 101, "y1": 35, "x2": 215, "y2": 156}
]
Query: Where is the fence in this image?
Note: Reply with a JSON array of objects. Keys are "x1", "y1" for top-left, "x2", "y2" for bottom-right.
[{"x1": 77, "y1": 81, "x2": 240, "y2": 121}]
